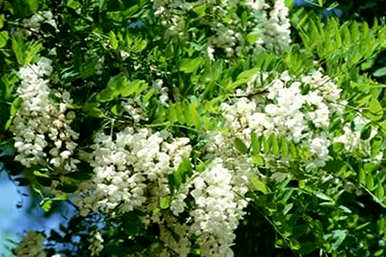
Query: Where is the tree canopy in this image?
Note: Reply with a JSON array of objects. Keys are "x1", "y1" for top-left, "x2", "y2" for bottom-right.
[{"x1": 0, "y1": 1, "x2": 385, "y2": 257}]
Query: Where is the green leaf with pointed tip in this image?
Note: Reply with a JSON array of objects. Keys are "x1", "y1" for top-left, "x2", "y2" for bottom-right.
[
  {"x1": 373, "y1": 67, "x2": 386, "y2": 77},
  {"x1": 0, "y1": 14, "x2": 4, "y2": 29},
  {"x1": 251, "y1": 132, "x2": 261, "y2": 155},
  {"x1": 109, "y1": 31, "x2": 119, "y2": 50},
  {"x1": 172, "y1": 157, "x2": 192, "y2": 190},
  {"x1": 249, "y1": 176, "x2": 269, "y2": 194},
  {"x1": 234, "y1": 138, "x2": 248, "y2": 154},
  {"x1": 192, "y1": 4, "x2": 206, "y2": 16},
  {"x1": 41, "y1": 198, "x2": 52, "y2": 212},
  {"x1": 280, "y1": 137, "x2": 289, "y2": 157},
  {"x1": 233, "y1": 68, "x2": 259, "y2": 87},
  {"x1": 189, "y1": 101, "x2": 200, "y2": 128},
  {"x1": 263, "y1": 135, "x2": 270, "y2": 154},
  {"x1": 365, "y1": 98, "x2": 383, "y2": 121},
  {"x1": 179, "y1": 57, "x2": 203, "y2": 73},
  {"x1": 0, "y1": 31, "x2": 8, "y2": 48},
  {"x1": 376, "y1": 181, "x2": 384, "y2": 199},
  {"x1": 271, "y1": 134, "x2": 279, "y2": 155}
]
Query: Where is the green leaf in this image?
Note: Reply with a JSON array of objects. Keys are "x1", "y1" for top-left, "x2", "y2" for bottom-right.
[
  {"x1": 109, "y1": 31, "x2": 119, "y2": 50},
  {"x1": 234, "y1": 137, "x2": 248, "y2": 154},
  {"x1": 96, "y1": 87, "x2": 116, "y2": 102},
  {"x1": 246, "y1": 32, "x2": 259, "y2": 44},
  {"x1": 65, "y1": 171, "x2": 92, "y2": 181},
  {"x1": 172, "y1": 157, "x2": 192, "y2": 190},
  {"x1": 160, "y1": 196, "x2": 170, "y2": 209},
  {"x1": 289, "y1": 141, "x2": 297, "y2": 158},
  {"x1": 364, "y1": 98, "x2": 383, "y2": 121},
  {"x1": 83, "y1": 103, "x2": 104, "y2": 118},
  {"x1": 41, "y1": 198, "x2": 53, "y2": 212},
  {"x1": 373, "y1": 67, "x2": 386, "y2": 77},
  {"x1": 283, "y1": 203, "x2": 294, "y2": 215},
  {"x1": 0, "y1": 14, "x2": 4, "y2": 29},
  {"x1": 79, "y1": 58, "x2": 97, "y2": 79},
  {"x1": 359, "y1": 169, "x2": 366, "y2": 184},
  {"x1": 376, "y1": 181, "x2": 384, "y2": 199},
  {"x1": 168, "y1": 104, "x2": 177, "y2": 123},
  {"x1": 251, "y1": 132, "x2": 261, "y2": 155},
  {"x1": 5, "y1": 97, "x2": 22, "y2": 130},
  {"x1": 251, "y1": 155, "x2": 264, "y2": 166},
  {"x1": 10, "y1": 97, "x2": 22, "y2": 116},
  {"x1": 179, "y1": 57, "x2": 203, "y2": 73},
  {"x1": 233, "y1": 68, "x2": 259, "y2": 87},
  {"x1": 280, "y1": 137, "x2": 289, "y2": 157},
  {"x1": 120, "y1": 80, "x2": 148, "y2": 97},
  {"x1": 315, "y1": 192, "x2": 333, "y2": 202},
  {"x1": 33, "y1": 170, "x2": 50, "y2": 178},
  {"x1": 26, "y1": 0, "x2": 39, "y2": 12},
  {"x1": 189, "y1": 102, "x2": 201, "y2": 128},
  {"x1": 66, "y1": 0, "x2": 82, "y2": 12},
  {"x1": 143, "y1": 88, "x2": 155, "y2": 103},
  {"x1": 96, "y1": 75, "x2": 146, "y2": 102},
  {"x1": 249, "y1": 176, "x2": 269, "y2": 194},
  {"x1": 271, "y1": 134, "x2": 279, "y2": 155},
  {"x1": 263, "y1": 135, "x2": 270, "y2": 154},
  {"x1": 11, "y1": 37, "x2": 41, "y2": 65},
  {"x1": 12, "y1": 37, "x2": 24, "y2": 65},
  {"x1": 329, "y1": 230, "x2": 347, "y2": 252},
  {"x1": 366, "y1": 174, "x2": 374, "y2": 189},
  {"x1": 192, "y1": 4, "x2": 206, "y2": 16},
  {"x1": 0, "y1": 31, "x2": 8, "y2": 48},
  {"x1": 360, "y1": 124, "x2": 372, "y2": 140}
]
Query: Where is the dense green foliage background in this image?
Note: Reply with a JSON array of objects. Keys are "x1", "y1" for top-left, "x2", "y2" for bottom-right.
[{"x1": 0, "y1": 0, "x2": 385, "y2": 257}]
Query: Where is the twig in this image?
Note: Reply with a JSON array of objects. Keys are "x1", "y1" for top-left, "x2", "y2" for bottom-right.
[{"x1": 230, "y1": 90, "x2": 269, "y2": 98}]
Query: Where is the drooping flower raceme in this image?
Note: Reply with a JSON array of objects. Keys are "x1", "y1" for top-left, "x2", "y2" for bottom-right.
[
  {"x1": 11, "y1": 58, "x2": 79, "y2": 172},
  {"x1": 220, "y1": 70, "x2": 346, "y2": 167},
  {"x1": 152, "y1": 0, "x2": 291, "y2": 57},
  {"x1": 88, "y1": 231, "x2": 104, "y2": 256},
  {"x1": 74, "y1": 127, "x2": 191, "y2": 216},
  {"x1": 189, "y1": 158, "x2": 248, "y2": 257}
]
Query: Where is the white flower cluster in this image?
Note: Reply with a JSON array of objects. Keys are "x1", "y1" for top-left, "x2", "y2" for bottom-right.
[
  {"x1": 221, "y1": 70, "x2": 346, "y2": 166},
  {"x1": 11, "y1": 58, "x2": 79, "y2": 172},
  {"x1": 15, "y1": 230, "x2": 46, "y2": 257},
  {"x1": 152, "y1": 0, "x2": 291, "y2": 57},
  {"x1": 21, "y1": 11, "x2": 57, "y2": 36},
  {"x1": 74, "y1": 127, "x2": 191, "y2": 216},
  {"x1": 259, "y1": 0, "x2": 291, "y2": 49},
  {"x1": 333, "y1": 116, "x2": 379, "y2": 157},
  {"x1": 167, "y1": 155, "x2": 250, "y2": 257},
  {"x1": 122, "y1": 99, "x2": 148, "y2": 122},
  {"x1": 153, "y1": 79, "x2": 169, "y2": 106},
  {"x1": 189, "y1": 159, "x2": 247, "y2": 257},
  {"x1": 88, "y1": 231, "x2": 104, "y2": 256}
]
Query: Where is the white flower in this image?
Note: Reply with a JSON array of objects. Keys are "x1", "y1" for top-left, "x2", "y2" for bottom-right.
[
  {"x1": 310, "y1": 137, "x2": 331, "y2": 166},
  {"x1": 188, "y1": 159, "x2": 247, "y2": 257},
  {"x1": 207, "y1": 46, "x2": 215, "y2": 60},
  {"x1": 11, "y1": 58, "x2": 78, "y2": 173},
  {"x1": 75, "y1": 127, "x2": 191, "y2": 216},
  {"x1": 88, "y1": 231, "x2": 104, "y2": 256}
]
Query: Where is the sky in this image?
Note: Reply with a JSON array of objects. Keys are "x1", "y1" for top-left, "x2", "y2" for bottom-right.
[{"x1": 0, "y1": 170, "x2": 69, "y2": 256}]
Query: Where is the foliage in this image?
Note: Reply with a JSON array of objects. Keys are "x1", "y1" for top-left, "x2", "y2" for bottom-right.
[{"x1": 0, "y1": 0, "x2": 385, "y2": 257}]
